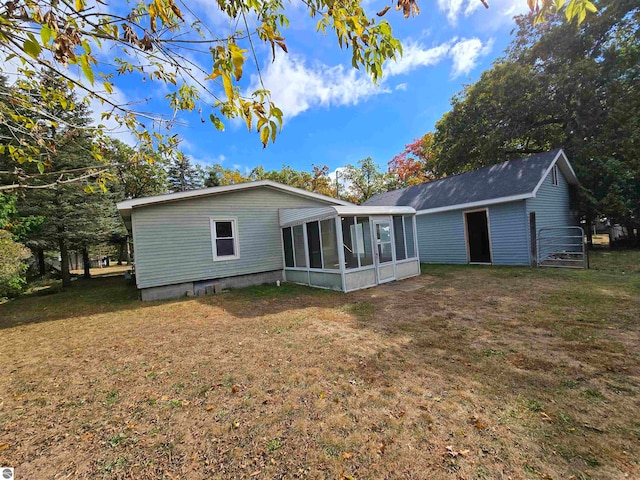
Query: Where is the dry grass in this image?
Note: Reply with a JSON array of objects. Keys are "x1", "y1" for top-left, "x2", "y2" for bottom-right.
[{"x1": 0, "y1": 251, "x2": 638, "y2": 479}]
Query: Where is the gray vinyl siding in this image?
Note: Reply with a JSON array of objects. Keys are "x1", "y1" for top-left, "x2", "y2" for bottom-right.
[
  {"x1": 526, "y1": 167, "x2": 573, "y2": 230},
  {"x1": 416, "y1": 211, "x2": 467, "y2": 264},
  {"x1": 417, "y1": 202, "x2": 530, "y2": 265},
  {"x1": 132, "y1": 187, "x2": 334, "y2": 289},
  {"x1": 526, "y1": 167, "x2": 575, "y2": 263},
  {"x1": 487, "y1": 201, "x2": 530, "y2": 265}
]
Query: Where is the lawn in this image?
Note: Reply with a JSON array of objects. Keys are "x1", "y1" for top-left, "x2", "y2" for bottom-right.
[{"x1": 0, "y1": 251, "x2": 638, "y2": 479}]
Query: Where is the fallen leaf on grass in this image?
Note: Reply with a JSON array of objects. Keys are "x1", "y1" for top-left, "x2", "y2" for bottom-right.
[
  {"x1": 205, "y1": 405, "x2": 215, "y2": 411},
  {"x1": 342, "y1": 452, "x2": 354, "y2": 459},
  {"x1": 0, "y1": 443, "x2": 9, "y2": 450},
  {"x1": 80, "y1": 433, "x2": 94, "y2": 441},
  {"x1": 446, "y1": 445, "x2": 470, "y2": 457},
  {"x1": 540, "y1": 412, "x2": 553, "y2": 422},
  {"x1": 475, "y1": 423, "x2": 486, "y2": 429}
]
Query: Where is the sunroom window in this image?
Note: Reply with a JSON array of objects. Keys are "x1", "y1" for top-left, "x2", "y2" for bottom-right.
[
  {"x1": 306, "y1": 221, "x2": 322, "y2": 269},
  {"x1": 293, "y1": 225, "x2": 307, "y2": 268},
  {"x1": 342, "y1": 216, "x2": 373, "y2": 269},
  {"x1": 282, "y1": 227, "x2": 294, "y2": 267},
  {"x1": 321, "y1": 219, "x2": 339, "y2": 269}
]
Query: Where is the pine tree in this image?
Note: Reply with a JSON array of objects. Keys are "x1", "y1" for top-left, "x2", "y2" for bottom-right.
[
  {"x1": 5, "y1": 71, "x2": 121, "y2": 286},
  {"x1": 167, "y1": 154, "x2": 203, "y2": 192}
]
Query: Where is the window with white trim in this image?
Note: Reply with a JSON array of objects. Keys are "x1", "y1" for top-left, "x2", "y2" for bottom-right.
[
  {"x1": 551, "y1": 165, "x2": 559, "y2": 186},
  {"x1": 211, "y1": 218, "x2": 239, "y2": 260}
]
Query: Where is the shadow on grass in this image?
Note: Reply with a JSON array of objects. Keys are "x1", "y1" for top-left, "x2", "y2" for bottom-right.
[{"x1": 1, "y1": 250, "x2": 637, "y2": 331}]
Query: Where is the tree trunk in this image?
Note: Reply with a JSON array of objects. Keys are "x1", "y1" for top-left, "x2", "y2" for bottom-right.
[
  {"x1": 38, "y1": 249, "x2": 46, "y2": 276},
  {"x1": 82, "y1": 247, "x2": 91, "y2": 279},
  {"x1": 117, "y1": 241, "x2": 124, "y2": 265},
  {"x1": 59, "y1": 235, "x2": 71, "y2": 287},
  {"x1": 585, "y1": 219, "x2": 593, "y2": 248}
]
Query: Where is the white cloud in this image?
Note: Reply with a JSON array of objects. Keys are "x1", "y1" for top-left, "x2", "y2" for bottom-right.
[
  {"x1": 449, "y1": 37, "x2": 494, "y2": 78},
  {"x1": 387, "y1": 37, "x2": 493, "y2": 79},
  {"x1": 248, "y1": 54, "x2": 389, "y2": 120},
  {"x1": 438, "y1": 0, "x2": 507, "y2": 25},
  {"x1": 386, "y1": 41, "x2": 453, "y2": 76},
  {"x1": 437, "y1": 0, "x2": 465, "y2": 24},
  {"x1": 247, "y1": 35, "x2": 493, "y2": 120},
  {"x1": 465, "y1": 0, "x2": 484, "y2": 16}
]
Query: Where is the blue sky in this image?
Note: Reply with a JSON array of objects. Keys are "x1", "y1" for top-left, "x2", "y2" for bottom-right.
[{"x1": 96, "y1": 0, "x2": 531, "y2": 176}]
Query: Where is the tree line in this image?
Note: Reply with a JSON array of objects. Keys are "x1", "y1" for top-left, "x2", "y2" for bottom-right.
[{"x1": 383, "y1": 2, "x2": 640, "y2": 245}]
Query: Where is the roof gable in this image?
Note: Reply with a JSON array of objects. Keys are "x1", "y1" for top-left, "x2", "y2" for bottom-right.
[
  {"x1": 117, "y1": 180, "x2": 351, "y2": 212},
  {"x1": 365, "y1": 149, "x2": 578, "y2": 214}
]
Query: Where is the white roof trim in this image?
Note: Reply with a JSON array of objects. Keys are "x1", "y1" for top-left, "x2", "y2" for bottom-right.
[
  {"x1": 116, "y1": 180, "x2": 352, "y2": 211},
  {"x1": 531, "y1": 149, "x2": 579, "y2": 197},
  {"x1": 280, "y1": 205, "x2": 416, "y2": 227},
  {"x1": 415, "y1": 193, "x2": 533, "y2": 216},
  {"x1": 333, "y1": 206, "x2": 415, "y2": 216}
]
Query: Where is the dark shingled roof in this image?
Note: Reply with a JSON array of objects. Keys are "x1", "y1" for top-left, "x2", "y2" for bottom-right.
[{"x1": 365, "y1": 149, "x2": 565, "y2": 212}]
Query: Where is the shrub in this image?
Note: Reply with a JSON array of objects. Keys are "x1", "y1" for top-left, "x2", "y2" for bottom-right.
[{"x1": 0, "y1": 229, "x2": 30, "y2": 297}]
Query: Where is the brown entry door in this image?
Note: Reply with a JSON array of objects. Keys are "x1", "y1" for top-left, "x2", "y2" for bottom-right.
[{"x1": 465, "y1": 210, "x2": 491, "y2": 263}]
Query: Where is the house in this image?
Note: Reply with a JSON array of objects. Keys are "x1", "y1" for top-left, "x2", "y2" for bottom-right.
[
  {"x1": 365, "y1": 149, "x2": 579, "y2": 266},
  {"x1": 117, "y1": 181, "x2": 421, "y2": 300}
]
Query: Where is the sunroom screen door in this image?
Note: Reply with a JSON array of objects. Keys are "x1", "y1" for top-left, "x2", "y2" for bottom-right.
[{"x1": 373, "y1": 219, "x2": 395, "y2": 283}]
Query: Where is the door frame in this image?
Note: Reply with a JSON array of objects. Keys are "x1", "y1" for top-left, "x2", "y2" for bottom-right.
[
  {"x1": 463, "y1": 208, "x2": 493, "y2": 264},
  {"x1": 372, "y1": 216, "x2": 396, "y2": 284},
  {"x1": 529, "y1": 211, "x2": 537, "y2": 266}
]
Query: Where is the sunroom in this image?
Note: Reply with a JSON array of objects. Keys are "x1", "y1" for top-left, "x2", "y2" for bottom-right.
[{"x1": 279, "y1": 206, "x2": 420, "y2": 292}]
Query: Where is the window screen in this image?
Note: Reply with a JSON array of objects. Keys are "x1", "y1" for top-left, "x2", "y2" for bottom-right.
[
  {"x1": 321, "y1": 219, "x2": 339, "y2": 269},
  {"x1": 341, "y1": 217, "x2": 358, "y2": 269},
  {"x1": 356, "y1": 217, "x2": 373, "y2": 267},
  {"x1": 405, "y1": 216, "x2": 416, "y2": 258},
  {"x1": 293, "y1": 225, "x2": 307, "y2": 268},
  {"x1": 306, "y1": 221, "x2": 322, "y2": 269},
  {"x1": 282, "y1": 227, "x2": 294, "y2": 267},
  {"x1": 393, "y1": 216, "x2": 406, "y2": 261}
]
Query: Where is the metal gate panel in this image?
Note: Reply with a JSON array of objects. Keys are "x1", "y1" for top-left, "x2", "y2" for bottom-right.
[{"x1": 537, "y1": 226, "x2": 586, "y2": 269}]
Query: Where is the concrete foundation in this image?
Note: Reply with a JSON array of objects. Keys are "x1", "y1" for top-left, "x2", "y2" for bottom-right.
[
  {"x1": 139, "y1": 270, "x2": 284, "y2": 301},
  {"x1": 140, "y1": 281, "x2": 194, "y2": 301}
]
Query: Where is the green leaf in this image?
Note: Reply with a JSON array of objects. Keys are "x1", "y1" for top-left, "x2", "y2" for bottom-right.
[
  {"x1": 37, "y1": 162, "x2": 45, "y2": 174},
  {"x1": 260, "y1": 126, "x2": 269, "y2": 148},
  {"x1": 80, "y1": 54, "x2": 94, "y2": 85},
  {"x1": 209, "y1": 114, "x2": 225, "y2": 131},
  {"x1": 40, "y1": 25, "x2": 52, "y2": 45},
  {"x1": 23, "y1": 39, "x2": 41, "y2": 59}
]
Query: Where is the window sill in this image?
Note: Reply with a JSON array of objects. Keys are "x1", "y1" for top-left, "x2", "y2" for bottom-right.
[{"x1": 213, "y1": 255, "x2": 240, "y2": 262}]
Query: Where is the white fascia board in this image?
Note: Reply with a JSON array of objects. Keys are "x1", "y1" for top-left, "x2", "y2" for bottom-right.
[
  {"x1": 116, "y1": 180, "x2": 352, "y2": 212},
  {"x1": 415, "y1": 193, "x2": 533, "y2": 216},
  {"x1": 279, "y1": 205, "x2": 416, "y2": 227},
  {"x1": 531, "y1": 149, "x2": 579, "y2": 197},
  {"x1": 557, "y1": 150, "x2": 579, "y2": 185},
  {"x1": 333, "y1": 205, "x2": 416, "y2": 216}
]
